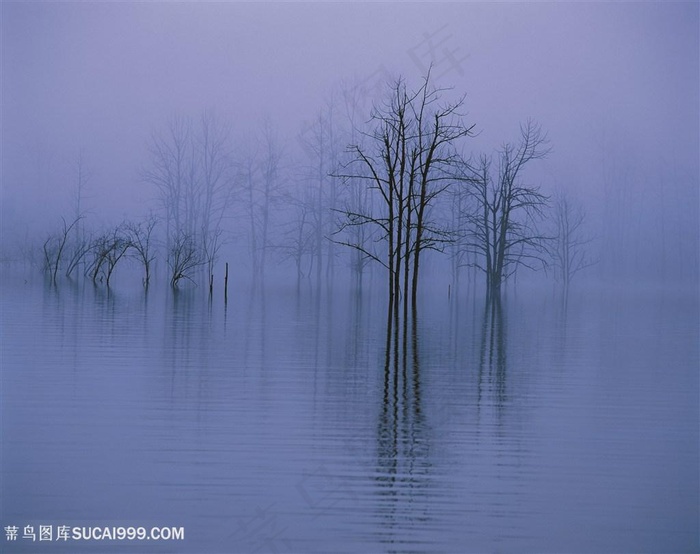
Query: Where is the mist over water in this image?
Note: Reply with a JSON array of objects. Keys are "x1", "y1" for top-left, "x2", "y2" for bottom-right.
[{"x1": 2, "y1": 2, "x2": 698, "y2": 291}]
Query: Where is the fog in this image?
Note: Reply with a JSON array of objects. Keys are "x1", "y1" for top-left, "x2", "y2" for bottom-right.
[
  {"x1": 2, "y1": 2, "x2": 697, "y2": 291},
  {"x1": 2, "y1": 4, "x2": 699, "y2": 552}
]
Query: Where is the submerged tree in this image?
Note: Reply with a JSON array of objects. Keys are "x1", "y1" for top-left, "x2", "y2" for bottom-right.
[
  {"x1": 457, "y1": 120, "x2": 550, "y2": 298},
  {"x1": 143, "y1": 111, "x2": 234, "y2": 287},
  {"x1": 198, "y1": 110, "x2": 235, "y2": 284},
  {"x1": 43, "y1": 216, "x2": 81, "y2": 284},
  {"x1": 336, "y1": 71, "x2": 474, "y2": 324},
  {"x1": 87, "y1": 224, "x2": 131, "y2": 287},
  {"x1": 241, "y1": 121, "x2": 284, "y2": 284},
  {"x1": 168, "y1": 231, "x2": 203, "y2": 288},
  {"x1": 298, "y1": 99, "x2": 343, "y2": 288},
  {"x1": 65, "y1": 152, "x2": 92, "y2": 278},
  {"x1": 277, "y1": 187, "x2": 316, "y2": 287},
  {"x1": 125, "y1": 215, "x2": 158, "y2": 287},
  {"x1": 64, "y1": 232, "x2": 92, "y2": 279},
  {"x1": 334, "y1": 77, "x2": 383, "y2": 289},
  {"x1": 550, "y1": 190, "x2": 596, "y2": 297}
]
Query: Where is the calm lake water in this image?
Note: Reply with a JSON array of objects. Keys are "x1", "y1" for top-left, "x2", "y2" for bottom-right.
[{"x1": 1, "y1": 273, "x2": 698, "y2": 553}]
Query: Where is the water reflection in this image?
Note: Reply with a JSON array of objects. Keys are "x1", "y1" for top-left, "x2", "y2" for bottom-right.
[
  {"x1": 166, "y1": 287, "x2": 197, "y2": 376},
  {"x1": 2, "y1": 277, "x2": 697, "y2": 553},
  {"x1": 243, "y1": 285, "x2": 269, "y2": 374},
  {"x1": 478, "y1": 296, "x2": 507, "y2": 416},
  {"x1": 373, "y1": 312, "x2": 435, "y2": 550}
]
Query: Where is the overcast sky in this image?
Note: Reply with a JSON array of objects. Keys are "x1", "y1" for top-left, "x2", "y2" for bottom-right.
[{"x1": 2, "y1": 1, "x2": 698, "y2": 238}]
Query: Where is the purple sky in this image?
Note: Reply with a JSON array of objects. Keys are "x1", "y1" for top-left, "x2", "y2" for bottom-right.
[{"x1": 2, "y1": 2, "x2": 698, "y2": 244}]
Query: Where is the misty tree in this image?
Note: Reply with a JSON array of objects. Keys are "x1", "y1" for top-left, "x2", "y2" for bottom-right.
[
  {"x1": 337, "y1": 169, "x2": 376, "y2": 289},
  {"x1": 298, "y1": 97, "x2": 344, "y2": 287},
  {"x1": 445, "y1": 181, "x2": 475, "y2": 296},
  {"x1": 125, "y1": 215, "x2": 158, "y2": 287},
  {"x1": 143, "y1": 111, "x2": 234, "y2": 287},
  {"x1": 257, "y1": 124, "x2": 283, "y2": 280},
  {"x1": 64, "y1": 230, "x2": 92, "y2": 279},
  {"x1": 456, "y1": 120, "x2": 550, "y2": 299},
  {"x1": 144, "y1": 115, "x2": 190, "y2": 250},
  {"x1": 284, "y1": 72, "x2": 387, "y2": 289},
  {"x1": 65, "y1": 153, "x2": 92, "y2": 278},
  {"x1": 168, "y1": 231, "x2": 203, "y2": 288},
  {"x1": 197, "y1": 110, "x2": 235, "y2": 282},
  {"x1": 43, "y1": 216, "x2": 81, "y2": 284},
  {"x1": 86, "y1": 233, "x2": 109, "y2": 284},
  {"x1": 550, "y1": 190, "x2": 596, "y2": 297},
  {"x1": 334, "y1": 78, "x2": 382, "y2": 288},
  {"x1": 335, "y1": 72, "x2": 474, "y2": 325},
  {"x1": 87, "y1": 224, "x2": 131, "y2": 287},
  {"x1": 276, "y1": 187, "x2": 316, "y2": 287},
  {"x1": 240, "y1": 121, "x2": 283, "y2": 284},
  {"x1": 240, "y1": 142, "x2": 260, "y2": 279}
]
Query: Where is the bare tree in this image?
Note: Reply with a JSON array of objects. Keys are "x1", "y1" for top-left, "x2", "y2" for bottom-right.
[
  {"x1": 258, "y1": 122, "x2": 283, "y2": 280},
  {"x1": 446, "y1": 180, "x2": 474, "y2": 295},
  {"x1": 197, "y1": 110, "x2": 235, "y2": 283},
  {"x1": 457, "y1": 120, "x2": 550, "y2": 298},
  {"x1": 298, "y1": 97, "x2": 343, "y2": 288},
  {"x1": 43, "y1": 216, "x2": 81, "y2": 284},
  {"x1": 143, "y1": 115, "x2": 193, "y2": 251},
  {"x1": 241, "y1": 121, "x2": 284, "y2": 284},
  {"x1": 87, "y1": 225, "x2": 131, "y2": 287},
  {"x1": 144, "y1": 112, "x2": 234, "y2": 287},
  {"x1": 550, "y1": 190, "x2": 596, "y2": 297},
  {"x1": 335, "y1": 71, "x2": 474, "y2": 325},
  {"x1": 240, "y1": 142, "x2": 261, "y2": 279},
  {"x1": 103, "y1": 229, "x2": 131, "y2": 288},
  {"x1": 168, "y1": 231, "x2": 203, "y2": 288},
  {"x1": 276, "y1": 188, "x2": 316, "y2": 287},
  {"x1": 65, "y1": 152, "x2": 92, "y2": 277},
  {"x1": 125, "y1": 215, "x2": 158, "y2": 287},
  {"x1": 335, "y1": 78, "x2": 381, "y2": 288},
  {"x1": 64, "y1": 231, "x2": 92, "y2": 279}
]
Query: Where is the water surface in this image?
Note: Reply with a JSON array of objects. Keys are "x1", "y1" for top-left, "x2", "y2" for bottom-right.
[{"x1": 2, "y1": 276, "x2": 698, "y2": 553}]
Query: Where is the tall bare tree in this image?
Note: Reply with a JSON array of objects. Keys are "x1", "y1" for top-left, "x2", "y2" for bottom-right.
[
  {"x1": 62, "y1": 152, "x2": 93, "y2": 279},
  {"x1": 197, "y1": 110, "x2": 235, "y2": 281},
  {"x1": 550, "y1": 190, "x2": 596, "y2": 297},
  {"x1": 457, "y1": 120, "x2": 550, "y2": 298},
  {"x1": 276, "y1": 187, "x2": 316, "y2": 288},
  {"x1": 144, "y1": 112, "x2": 234, "y2": 287},
  {"x1": 335, "y1": 71, "x2": 474, "y2": 325},
  {"x1": 298, "y1": 97, "x2": 344, "y2": 288},
  {"x1": 335, "y1": 78, "x2": 381, "y2": 288},
  {"x1": 144, "y1": 115, "x2": 192, "y2": 251},
  {"x1": 241, "y1": 121, "x2": 284, "y2": 284}
]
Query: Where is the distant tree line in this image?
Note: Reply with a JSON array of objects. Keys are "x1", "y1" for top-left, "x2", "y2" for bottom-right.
[{"x1": 33, "y1": 70, "x2": 597, "y2": 307}]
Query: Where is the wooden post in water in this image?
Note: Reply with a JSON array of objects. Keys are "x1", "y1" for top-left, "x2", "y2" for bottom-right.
[
  {"x1": 209, "y1": 274, "x2": 214, "y2": 298},
  {"x1": 224, "y1": 262, "x2": 229, "y2": 303}
]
